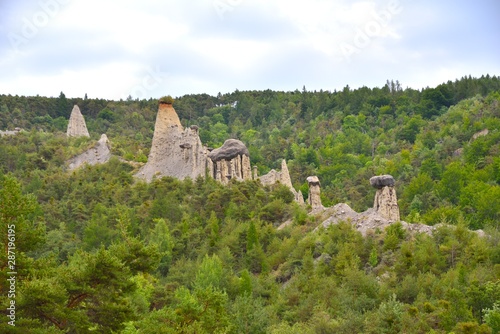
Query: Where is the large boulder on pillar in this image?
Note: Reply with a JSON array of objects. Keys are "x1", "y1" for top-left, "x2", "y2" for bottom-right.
[
  {"x1": 208, "y1": 139, "x2": 252, "y2": 184},
  {"x1": 369, "y1": 175, "x2": 395, "y2": 188},
  {"x1": 370, "y1": 174, "x2": 400, "y2": 221},
  {"x1": 208, "y1": 139, "x2": 249, "y2": 161},
  {"x1": 307, "y1": 176, "x2": 323, "y2": 210}
]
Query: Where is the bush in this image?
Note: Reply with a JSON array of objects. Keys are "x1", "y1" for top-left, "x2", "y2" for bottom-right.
[{"x1": 159, "y1": 96, "x2": 174, "y2": 104}]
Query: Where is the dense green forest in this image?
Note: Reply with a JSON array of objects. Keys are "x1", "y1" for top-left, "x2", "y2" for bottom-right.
[{"x1": 1, "y1": 75, "x2": 499, "y2": 333}]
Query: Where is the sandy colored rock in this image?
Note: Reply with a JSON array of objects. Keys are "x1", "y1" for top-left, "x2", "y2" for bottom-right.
[
  {"x1": 259, "y1": 169, "x2": 279, "y2": 185},
  {"x1": 207, "y1": 140, "x2": 252, "y2": 184},
  {"x1": 296, "y1": 190, "x2": 305, "y2": 205},
  {"x1": 67, "y1": 105, "x2": 90, "y2": 137},
  {"x1": 136, "y1": 102, "x2": 209, "y2": 181},
  {"x1": 472, "y1": 129, "x2": 489, "y2": 140},
  {"x1": 207, "y1": 157, "x2": 214, "y2": 180},
  {"x1": 242, "y1": 155, "x2": 252, "y2": 180},
  {"x1": 209, "y1": 154, "x2": 251, "y2": 184},
  {"x1": 252, "y1": 166, "x2": 258, "y2": 179},
  {"x1": 67, "y1": 134, "x2": 111, "y2": 170},
  {"x1": 280, "y1": 159, "x2": 294, "y2": 189},
  {"x1": 373, "y1": 186, "x2": 400, "y2": 221},
  {"x1": 0, "y1": 128, "x2": 22, "y2": 137},
  {"x1": 259, "y1": 160, "x2": 303, "y2": 204},
  {"x1": 314, "y1": 203, "x2": 432, "y2": 236},
  {"x1": 307, "y1": 176, "x2": 323, "y2": 210}
]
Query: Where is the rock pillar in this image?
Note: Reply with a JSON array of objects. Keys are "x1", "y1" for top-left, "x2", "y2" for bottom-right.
[
  {"x1": 67, "y1": 105, "x2": 90, "y2": 137},
  {"x1": 242, "y1": 155, "x2": 252, "y2": 180},
  {"x1": 208, "y1": 139, "x2": 251, "y2": 184},
  {"x1": 307, "y1": 176, "x2": 323, "y2": 210},
  {"x1": 280, "y1": 159, "x2": 293, "y2": 189},
  {"x1": 370, "y1": 175, "x2": 400, "y2": 221},
  {"x1": 252, "y1": 166, "x2": 258, "y2": 180},
  {"x1": 135, "y1": 100, "x2": 209, "y2": 181}
]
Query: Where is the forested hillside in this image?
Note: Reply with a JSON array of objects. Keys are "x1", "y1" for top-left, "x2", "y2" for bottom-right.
[{"x1": 1, "y1": 75, "x2": 499, "y2": 333}]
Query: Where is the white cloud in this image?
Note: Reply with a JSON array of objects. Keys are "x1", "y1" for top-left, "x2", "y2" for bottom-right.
[
  {"x1": 0, "y1": 61, "x2": 145, "y2": 98},
  {"x1": 186, "y1": 38, "x2": 272, "y2": 73}
]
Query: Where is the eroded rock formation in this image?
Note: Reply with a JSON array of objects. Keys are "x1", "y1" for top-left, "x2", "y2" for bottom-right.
[
  {"x1": 370, "y1": 175, "x2": 400, "y2": 221},
  {"x1": 136, "y1": 101, "x2": 209, "y2": 181},
  {"x1": 67, "y1": 105, "x2": 90, "y2": 137},
  {"x1": 307, "y1": 176, "x2": 322, "y2": 210},
  {"x1": 259, "y1": 160, "x2": 304, "y2": 204},
  {"x1": 67, "y1": 134, "x2": 111, "y2": 170},
  {"x1": 472, "y1": 129, "x2": 489, "y2": 140},
  {"x1": 208, "y1": 139, "x2": 252, "y2": 184},
  {"x1": 315, "y1": 203, "x2": 433, "y2": 236},
  {"x1": 135, "y1": 98, "x2": 307, "y2": 199},
  {"x1": 0, "y1": 127, "x2": 22, "y2": 137}
]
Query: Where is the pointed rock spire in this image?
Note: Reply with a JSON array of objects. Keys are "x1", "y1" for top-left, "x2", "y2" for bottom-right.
[
  {"x1": 370, "y1": 175, "x2": 400, "y2": 221},
  {"x1": 66, "y1": 105, "x2": 90, "y2": 137},
  {"x1": 136, "y1": 99, "x2": 209, "y2": 181},
  {"x1": 280, "y1": 159, "x2": 293, "y2": 189},
  {"x1": 258, "y1": 159, "x2": 303, "y2": 204}
]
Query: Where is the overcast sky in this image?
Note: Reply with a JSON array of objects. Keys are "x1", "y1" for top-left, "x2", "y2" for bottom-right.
[{"x1": 0, "y1": 0, "x2": 499, "y2": 100}]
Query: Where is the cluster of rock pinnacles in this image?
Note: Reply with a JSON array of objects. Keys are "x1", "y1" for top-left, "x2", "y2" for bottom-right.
[{"x1": 66, "y1": 100, "x2": 400, "y2": 220}]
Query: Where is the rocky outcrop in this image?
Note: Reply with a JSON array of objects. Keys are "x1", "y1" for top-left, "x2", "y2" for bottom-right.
[
  {"x1": 136, "y1": 101, "x2": 210, "y2": 181},
  {"x1": 313, "y1": 203, "x2": 485, "y2": 238},
  {"x1": 307, "y1": 176, "x2": 322, "y2": 210},
  {"x1": 208, "y1": 139, "x2": 252, "y2": 184},
  {"x1": 281, "y1": 160, "x2": 304, "y2": 204},
  {"x1": 303, "y1": 174, "x2": 435, "y2": 237},
  {"x1": 279, "y1": 159, "x2": 294, "y2": 189},
  {"x1": 208, "y1": 139, "x2": 249, "y2": 161},
  {"x1": 67, "y1": 105, "x2": 90, "y2": 137},
  {"x1": 135, "y1": 98, "x2": 306, "y2": 194},
  {"x1": 370, "y1": 175, "x2": 400, "y2": 221},
  {"x1": 314, "y1": 203, "x2": 433, "y2": 236},
  {"x1": 67, "y1": 134, "x2": 111, "y2": 170},
  {"x1": 259, "y1": 159, "x2": 304, "y2": 204},
  {"x1": 472, "y1": 129, "x2": 489, "y2": 141},
  {"x1": 0, "y1": 127, "x2": 22, "y2": 137}
]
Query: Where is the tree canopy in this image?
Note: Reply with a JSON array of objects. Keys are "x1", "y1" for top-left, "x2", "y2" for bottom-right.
[{"x1": 0, "y1": 75, "x2": 499, "y2": 332}]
